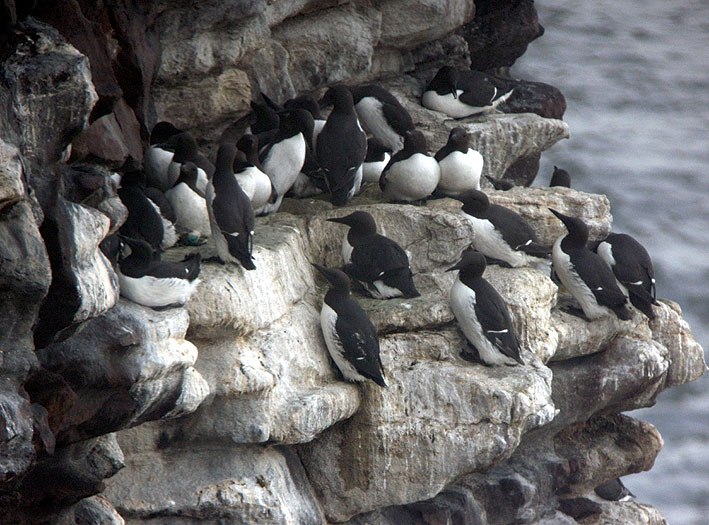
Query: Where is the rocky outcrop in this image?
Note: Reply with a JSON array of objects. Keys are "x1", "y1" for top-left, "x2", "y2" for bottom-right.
[{"x1": 0, "y1": 2, "x2": 705, "y2": 525}]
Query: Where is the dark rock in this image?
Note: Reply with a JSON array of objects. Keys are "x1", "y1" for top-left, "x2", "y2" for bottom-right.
[
  {"x1": 461, "y1": 0, "x2": 544, "y2": 71},
  {"x1": 558, "y1": 497, "x2": 602, "y2": 520},
  {"x1": 55, "y1": 494, "x2": 125, "y2": 525},
  {"x1": 492, "y1": 75, "x2": 567, "y2": 120}
]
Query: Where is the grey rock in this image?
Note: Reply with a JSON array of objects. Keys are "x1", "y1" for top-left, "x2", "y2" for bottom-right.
[
  {"x1": 34, "y1": 299, "x2": 208, "y2": 445},
  {"x1": 106, "y1": 436, "x2": 324, "y2": 525},
  {"x1": 0, "y1": 139, "x2": 24, "y2": 208},
  {"x1": 55, "y1": 495, "x2": 125, "y2": 525}
]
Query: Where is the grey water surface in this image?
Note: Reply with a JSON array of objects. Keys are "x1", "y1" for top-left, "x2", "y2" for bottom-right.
[{"x1": 513, "y1": 1, "x2": 709, "y2": 523}]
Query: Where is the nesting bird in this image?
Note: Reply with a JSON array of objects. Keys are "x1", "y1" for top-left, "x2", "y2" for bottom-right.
[
  {"x1": 595, "y1": 232, "x2": 658, "y2": 319},
  {"x1": 317, "y1": 86, "x2": 367, "y2": 206},
  {"x1": 422, "y1": 66, "x2": 513, "y2": 118},
  {"x1": 379, "y1": 129, "x2": 440, "y2": 203},
  {"x1": 434, "y1": 127, "x2": 483, "y2": 196},
  {"x1": 350, "y1": 84, "x2": 416, "y2": 154},
  {"x1": 118, "y1": 171, "x2": 167, "y2": 252},
  {"x1": 116, "y1": 237, "x2": 201, "y2": 309},
  {"x1": 166, "y1": 132, "x2": 214, "y2": 196},
  {"x1": 313, "y1": 264, "x2": 387, "y2": 387},
  {"x1": 144, "y1": 121, "x2": 182, "y2": 191},
  {"x1": 549, "y1": 208, "x2": 632, "y2": 320},
  {"x1": 362, "y1": 137, "x2": 392, "y2": 184},
  {"x1": 234, "y1": 134, "x2": 273, "y2": 216},
  {"x1": 455, "y1": 190, "x2": 550, "y2": 269},
  {"x1": 206, "y1": 143, "x2": 256, "y2": 270},
  {"x1": 448, "y1": 249, "x2": 524, "y2": 366},
  {"x1": 550, "y1": 166, "x2": 571, "y2": 188},
  {"x1": 165, "y1": 162, "x2": 211, "y2": 245},
  {"x1": 328, "y1": 211, "x2": 419, "y2": 299}
]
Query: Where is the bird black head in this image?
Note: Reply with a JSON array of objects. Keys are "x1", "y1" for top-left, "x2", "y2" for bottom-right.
[
  {"x1": 284, "y1": 94, "x2": 322, "y2": 120},
  {"x1": 453, "y1": 189, "x2": 489, "y2": 218},
  {"x1": 550, "y1": 166, "x2": 571, "y2": 188},
  {"x1": 279, "y1": 108, "x2": 314, "y2": 145},
  {"x1": 365, "y1": 137, "x2": 392, "y2": 162},
  {"x1": 327, "y1": 211, "x2": 377, "y2": 235},
  {"x1": 319, "y1": 85, "x2": 355, "y2": 112},
  {"x1": 169, "y1": 132, "x2": 199, "y2": 162},
  {"x1": 122, "y1": 236, "x2": 156, "y2": 262},
  {"x1": 447, "y1": 127, "x2": 469, "y2": 152},
  {"x1": 312, "y1": 263, "x2": 351, "y2": 294},
  {"x1": 119, "y1": 169, "x2": 146, "y2": 188},
  {"x1": 430, "y1": 66, "x2": 459, "y2": 98},
  {"x1": 446, "y1": 247, "x2": 486, "y2": 279},
  {"x1": 403, "y1": 129, "x2": 428, "y2": 154},
  {"x1": 236, "y1": 134, "x2": 259, "y2": 163},
  {"x1": 215, "y1": 143, "x2": 237, "y2": 176},
  {"x1": 250, "y1": 100, "x2": 280, "y2": 132},
  {"x1": 150, "y1": 121, "x2": 182, "y2": 145},
  {"x1": 548, "y1": 208, "x2": 589, "y2": 247}
]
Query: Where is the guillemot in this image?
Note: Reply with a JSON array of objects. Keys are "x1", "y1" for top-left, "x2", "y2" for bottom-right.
[
  {"x1": 379, "y1": 129, "x2": 440, "y2": 203},
  {"x1": 434, "y1": 127, "x2": 483, "y2": 197}
]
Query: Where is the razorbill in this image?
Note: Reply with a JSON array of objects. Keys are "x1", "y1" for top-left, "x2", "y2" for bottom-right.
[
  {"x1": 246, "y1": 99, "x2": 280, "y2": 136},
  {"x1": 362, "y1": 137, "x2": 392, "y2": 184},
  {"x1": 434, "y1": 127, "x2": 483, "y2": 196},
  {"x1": 312, "y1": 263, "x2": 387, "y2": 387},
  {"x1": 379, "y1": 129, "x2": 440, "y2": 203},
  {"x1": 550, "y1": 166, "x2": 571, "y2": 188},
  {"x1": 448, "y1": 249, "x2": 524, "y2": 366},
  {"x1": 165, "y1": 162, "x2": 211, "y2": 245},
  {"x1": 117, "y1": 237, "x2": 201, "y2": 309},
  {"x1": 284, "y1": 94, "x2": 326, "y2": 148},
  {"x1": 549, "y1": 208, "x2": 632, "y2": 320},
  {"x1": 595, "y1": 232, "x2": 659, "y2": 319},
  {"x1": 349, "y1": 84, "x2": 415, "y2": 154},
  {"x1": 144, "y1": 121, "x2": 182, "y2": 191},
  {"x1": 143, "y1": 186, "x2": 178, "y2": 250},
  {"x1": 593, "y1": 478, "x2": 634, "y2": 502},
  {"x1": 259, "y1": 109, "x2": 309, "y2": 214},
  {"x1": 328, "y1": 211, "x2": 420, "y2": 299},
  {"x1": 206, "y1": 143, "x2": 256, "y2": 269},
  {"x1": 454, "y1": 189, "x2": 550, "y2": 269},
  {"x1": 316, "y1": 86, "x2": 367, "y2": 206},
  {"x1": 422, "y1": 66, "x2": 513, "y2": 118},
  {"x1": 234, "y1": 134, "x2": 274, "y2": 215}
]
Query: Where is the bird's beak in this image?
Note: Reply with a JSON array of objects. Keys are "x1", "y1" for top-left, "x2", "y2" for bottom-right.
[
  {"x1": 446, "y1": 261, "x2": 463, "y2": 272},
  {"x1": 450, "y1": 88, "x2": 458, "y2": 99},
  {"x1": 548, "y1": 207, "x2": 572, "y2": 228},
  {"x1": 327, "y1": 216, "x2": 349, "y2": 225}
]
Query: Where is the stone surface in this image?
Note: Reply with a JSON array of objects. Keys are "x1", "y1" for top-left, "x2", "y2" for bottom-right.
[
  {"x1": 0, "y1": 139, "x2": 25, "y2": 208},
  {"x1": 55, "y1": 495, "x2": 126, "y2": 525},
  {"x1": 31, "y1": 299, "x2": 208, "y2": 445}
]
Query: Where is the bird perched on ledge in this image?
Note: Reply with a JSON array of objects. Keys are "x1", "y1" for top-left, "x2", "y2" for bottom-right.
[
  {"x1": 328, "y1": 211, "x2": 419, "y2": 299},
  {"x1": 549, "y1": 208, "x2": 632, "y2": 321},
  {"x1": 448, "y1": 248, "x2": 524, "y2": 366},
  {"x1": 313, "y1": 264, "x2": 387, "y2": 387}
]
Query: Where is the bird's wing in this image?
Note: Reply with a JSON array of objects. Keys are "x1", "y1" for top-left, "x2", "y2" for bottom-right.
[{"x1": 473, "y1": 280, "x2": 523, "y2": 364}]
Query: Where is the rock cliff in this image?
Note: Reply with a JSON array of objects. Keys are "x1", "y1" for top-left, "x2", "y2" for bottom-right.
[{"x1": 0, "y1": 1, "x2": 705, "y2": 524}]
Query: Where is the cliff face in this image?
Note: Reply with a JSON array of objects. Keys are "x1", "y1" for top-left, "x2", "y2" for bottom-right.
[{"x1": 0, "y1": 1, "x2": 705, "y2": 524}]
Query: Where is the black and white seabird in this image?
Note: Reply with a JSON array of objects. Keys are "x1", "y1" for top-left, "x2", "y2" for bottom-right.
[
  {"x1": 379, "y1": 129, "x2": 440, "y2": 203},
  {"x1": 118, "y1": 171, "x2": 165, "y2": 252},
  {"x1": 316, "y1": 86, "x2": 367, "y2": 206},
  {"x1": 144, "y1": 121, "x2": 182, "y2": 191},
  {"x1": 448, "y1": 249, "x2": 524, "y2": 366},
  {"x1": 312, "y1": 263, "x2": 387, "y2": 387},
  {"x1": 454, "y1": 190, "x2": 550, "y2": 269},
  {"x1": 593, "y1": 478, "x2": 635, "y2": 502},
  {"x1": 284, "y1": 94, "x2": 326, "y2": 148},
  {"x1": 422, "y1": 66, "x2": 513, "y2": 119},
  {"x1": 166, "y1": 132, "x2": 214, "y2": 196},
  {"x1": 234, "y1": 134, "x2": 274, "y2": 215},
  {"x1": 142, "y1": 186, "x2": 178, "y2": 250},
  {"x1": 362, "y1": 137, "x2": 392, "y2": 184},
  {"x1": 165, "y1": 162, "x2": 211, "y2": 245},
  {"x1": 595, "y1": 232, "x2": 659, "y2": 319},
  {"x1": 550, "y1": 166, "x2": 571, "y2": 188},
  {"x1": 117, "y1": 237, "x2": 201, "y2": 309},
  {"x1": 206, "y1": 143, "x2": 256, "y2": 269},
  {"x1": 259, "y1": 109, "x2": 310, "y2": 214},
  {"x1": 328, "y1": 211, "x2": 420, "y2": 299},
  {"x1": 434, "y1": 127, "x2": 483, "y2": 197},
  {"x1": 246, "y1": 99, "x2": 280, "y2": 136},
  {"x1": 349, "y1": 84, "x2": 415, "y2": 154},
  {"x1": 549, "y1": 208, "x2": 632, "y2": 321}
]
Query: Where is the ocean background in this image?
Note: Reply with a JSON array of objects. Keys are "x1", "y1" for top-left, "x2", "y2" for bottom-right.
[{"x1": 513, "y1": 1, "x2": 709, "y2": 523}]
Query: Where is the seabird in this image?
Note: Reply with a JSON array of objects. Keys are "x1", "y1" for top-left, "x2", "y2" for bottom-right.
[
  {"x1": 328, "y1": 211, "x2": 419, "y2": 299},
  {"x1": 316, "y1": 86, "x2": 367, "y2": 206},
  {"x1": 259, "y1": 109, "x2": 309, "y2": 214},
  {"x1": 165, "y1": 162, "x2": 211, "y2": 245},
  {"x1": 144, "y1": 121, "x2": 182, "y2": 191},
  {"x1": 118, "y1": 171, "x2": 165, "y2": 252},
  {"x1": 593, "y1": 478, "x2": 634, "y2": 502},
  {"x1": 550, "y1": 166, "x2": 571, "y2": 188},
  {"x1": 312, "y1": 263, "x2": 387, "y2": 387},
  {"x1": 595, "y1": 232, "x2": 659, "y2": 319},
  {"x1": 142, "y1": 186, "x2": 178, "y2": 250},
  {"x1": 379, "y1": 129, "x2": 440, "y2": 203},
  {"x1": 166, "y1": 132, "x2": 214, "y2": 196},
  {"x1": 206, "y1": 143, "x2": 256, "y2": 269},
  {"x1": 284, "y1": 94, "x2": 326, "y2": 148},
  {"x1": 117, "y1": 237, "x2": 201, "y2": 309},
  {"x1": 448, "y1": 248, "x2": 524, "y2": 366},
  {"x1": 234, "y1": 134, "x2": 274, "y2": 216},
  {"x1": 454, "y1": 189, "x2": 550, "y2": 269},
  {"x1": 362, "y1": 137, "x2": 392, "y2": 184},
  {"x1": 435, "y1": 127, "x2": 483, "y2": 197},
  {"x1": 349, "y1": 84, "x2": 415, "y2": 153},
  {"x1": 549, "y1": 208, "x2": 632, "y2": 320},
  {"x1": 422, "y1": 66, "x2": 513, "y2": 118}
]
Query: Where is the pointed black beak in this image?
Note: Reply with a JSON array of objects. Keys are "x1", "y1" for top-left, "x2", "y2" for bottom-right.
[
  {"x1": 311, "y1": 262, "x2": 334, "y2": 284},
  {"x1": 327, "y1": 216, "x2": 350, "y2": 225},
  {"x1": 548, "y1": 207, "x2": 572, "y2": 229},
  {"x1": 446, "y1": 261, "x2": 463, "y2": 272},
  {"x1": 450, "y1": 87, "x2": 458, "y2": 99}
]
